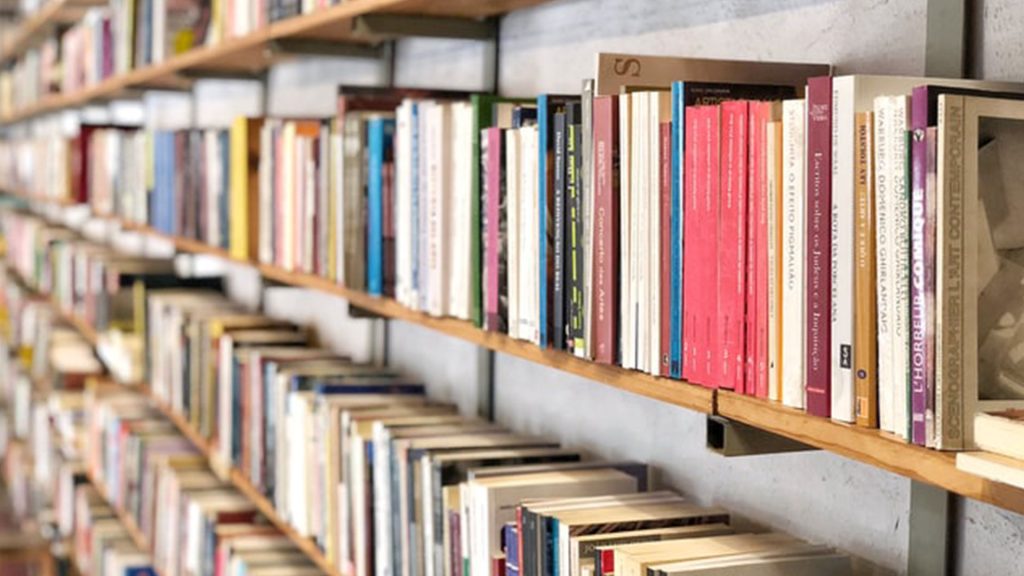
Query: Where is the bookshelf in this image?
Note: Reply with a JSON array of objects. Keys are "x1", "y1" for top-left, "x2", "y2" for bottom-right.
[
  {"x1": 9, "y1": 197, "x2": 1024, "y2": 521},
  {"x1": 0, "y1": 0, "x2": 551, "y2": 125},
  {"x1": 0, "y1": 0, "x2": 107, "y2": 64}
]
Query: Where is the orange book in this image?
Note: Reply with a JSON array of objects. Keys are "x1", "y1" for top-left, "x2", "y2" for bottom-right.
[{"x1": 854, "y1": 111, "x2": 878, "y2": 428}]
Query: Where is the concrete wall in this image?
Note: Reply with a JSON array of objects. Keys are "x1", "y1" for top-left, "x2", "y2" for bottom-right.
[{"x1": 140, "y1": 0, "x2": 1024, "y2": 574}]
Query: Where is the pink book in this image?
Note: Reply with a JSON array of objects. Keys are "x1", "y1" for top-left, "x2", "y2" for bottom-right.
[
  {"x1": 703, "y1": 106, "x2": 723, "y2": 387},
  {"x1": 718, "y1": 101, "x2": 748, "y2": 391},
  {"x1": 592, "y1": 96, "x2": 620, "y2": 364},
  {"x1": 682, "y1": 106, "x2": 705, "y2": 384},
  {"x1": 484, "y1": 127, "x2": 504, "y2": 332},
  {"x1": 744, "y1": 102, "x2": 761, "y2": 395},
  {"x1": 755, "y1": 103, "x2": 771, "y2": 399}
]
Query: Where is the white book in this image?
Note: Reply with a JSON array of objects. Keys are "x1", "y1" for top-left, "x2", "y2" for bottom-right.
[
  {"x1": 830, "y1": 78, "x2": 856, "y2": 423},
  {"x1": 426, "y1": 103, "x2": 452, "y2": 317},
  {"x1": 520, "y1": 125, "x2": 541, "y2": 344},
  {"x1": 395, "y1": 102, "x2": 413, "y2": 308},
  {"x1": 781, "y1": 100, "x2": 807, "y2": 409},
  {"x1": 619, "y1": 93, "x2": 633, "y2": 369},
  {"x1": 649, "y1": 91, "x2": 668, "y2": 375},
  {"x1": 767, "y1": 120, "x2": 782, "y2": 402},
  {"x1": 449, "y1": 102, "x2": 474, "y2": 320},
  {"x1": 873, "y1": 97, "x2": 894, "y2": 433},
  {"x1": 631, "y1": 94, "x2": 647, "y2": 372},
  {"x1": 889, "y1": 94, "x2": 911, "y2": 440},
  {"x1": 258, "y1": 122, "x2": 274, "y2": 265},
  {"x1": 417, "y1": 104, "x2": 432, "y2": 312},
  {"x1": 506, "y1": 128, "x2": 521, "y2": 339}
]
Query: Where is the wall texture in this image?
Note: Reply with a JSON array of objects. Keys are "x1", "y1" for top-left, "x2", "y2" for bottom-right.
[{"x1": 168, "y1": 0, "x2": 1024, "y2": 574}]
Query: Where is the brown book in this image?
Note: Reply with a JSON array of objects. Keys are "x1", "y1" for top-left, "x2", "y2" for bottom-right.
[
  {"x1": 594, "y1": 53, "x2": 831, "y2": 96},
  {"x1": 854, "y1": 111, "x2": 878, "y2": 428}
]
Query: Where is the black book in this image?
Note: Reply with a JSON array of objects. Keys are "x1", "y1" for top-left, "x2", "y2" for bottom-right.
[
  {"x1": 552, "y1": 110, "x2": 567, "y2": 350},
  {"x1": 566, "y1": 103, "x2": 584, "y2": 354}
]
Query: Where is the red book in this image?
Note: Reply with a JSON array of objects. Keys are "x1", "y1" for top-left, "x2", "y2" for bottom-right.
[
  {"x1": 702, "y1": 106, "x2": 722, "y2": 387},
  {"x1": 805, "y1": 76, "x2": 833, "y2": 418},
  {"x1": 753, "y1": 102, "x2": 772, "y2": 399},
  {"x1": 718, "y1": 101, "x2": 748, "y2": 391},
  {"x1": 659, "y1": 121, "x2": 673, "y2": 377},
  {"x1": 484, "y1": 127, "x2": 505, "y2": 332},
  {"x1": 591, "y1": 96, "x2": 619, "y2": 364},
  {"x1": 682, "y1": 107, "x2": 702, "y2": 384},
  {"x1": 744, "y1": 104, "x2": 761, "y2": 395}
]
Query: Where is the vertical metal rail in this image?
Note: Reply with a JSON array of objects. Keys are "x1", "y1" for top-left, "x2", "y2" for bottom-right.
[{"x1": 908, "y1": 2, "x2": 968, "y2": 574}]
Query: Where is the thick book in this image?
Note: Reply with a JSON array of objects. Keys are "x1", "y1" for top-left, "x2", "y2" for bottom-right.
[
  {"x1": 538, "y1": 95, "x2": 580, "y2": 348},
  {"x1": 805, "y1": 76, "x2": 832, "y2": 418},
  {"x1": 591, "y1": 96, "x2": 619, "y2": 365},
  {"x1": 935, "y1": 94, "x2": 1024, "y2": 449},
  {"x1": 956, "y1": 451, "x2": 1024, "y2": 490},
  {"x1": 593, "y1": 53, "x2": 830, "y2": 96},
  {"x1": 854, "y1": 111, "x2": 878, "y2": 428}
]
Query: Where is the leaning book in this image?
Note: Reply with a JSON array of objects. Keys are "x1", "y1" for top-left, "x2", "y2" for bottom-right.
[{"x1": 935, "y1": 95, "x2": 1024, "y2": 449}]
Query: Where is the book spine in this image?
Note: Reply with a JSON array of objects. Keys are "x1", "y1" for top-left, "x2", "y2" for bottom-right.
[
  {"x1": 618, "y1": 93, "x2": 632, "y2": 369},
  {"x1": 744, "y1": 105, "x2": 760, "y2": 395},
  {"x1": 874, "y1": 97, "x2": 894, "y2": 432},
  {"x1": 538, "y1": 96, "x2": 551, "y2": 348},
  {"x1": 659, "y1": 121, "x2": 673, "y2": 377},
  {"x1": 830, "y1": 78, "x2": 855, "y2": 422},
  {"x1": 568, "y1": 121, "x2": 584, "y2": 354},
  {"x1": 592, "y1": 96, "x2": 619, "y2": 365},
  {"x1": 805, "y1": 76, "x2": 832, "y2": 418},
  {"x1": 682, "y1": 105, "x2": 701, "y2": 383},
  {"x1": 552, "y1": 112, "x2": 567, "y2": 350},
  {"x1": 924, "y1": 126, "x2": 938, "y2": 447},
  {"x1": 582, "y1": 79, "x2": 596, "y2": 360},
  {"x1": 766, "y1": 120, "x2": 782, "y2": 401},
  {"x1": 910, "y1": 86, "x2": 929, "y2": 444},
  {"x1": 703, "y1": 106, "x2": 722, "y2": 386},
  {"x1": 368, "y1": 119, "x2": 385, "y2": 296},
  {"x1": 891, "y1": 96, "x2": 911, "y2": 440},
  {"x1": 718, "y1": 100, "x2": 747, "y2": 391},
  {"x1": 854, "y1": 111, "x2": 878, "y2": 428},
  {"x1": 572, "y1": 116, "x2": 587, "y2": 358},
  {"x1": 670, "y1": 82, "x2": 684, "y2": 378},
  {"x1": 754, "y1": 104, "x2": 770, "y2": 399}
]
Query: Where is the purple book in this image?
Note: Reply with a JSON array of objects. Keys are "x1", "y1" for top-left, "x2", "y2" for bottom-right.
[
  {"x1": 909, "y1": 86, "x2": 929, "y2": 446},
  {"x1": 925, "y1": 126, "x2": 938, "y2": 448}
]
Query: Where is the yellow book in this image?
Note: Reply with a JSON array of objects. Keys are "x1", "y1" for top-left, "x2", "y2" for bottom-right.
[{"x1": 230, "y1": 117, "x2": 263, "y2": 260}]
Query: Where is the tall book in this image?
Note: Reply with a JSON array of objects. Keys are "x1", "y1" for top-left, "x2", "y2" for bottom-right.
[
  {"x1": 718, "y1": 100, "x2": 750, "y2": 392},
  {"x1": 552, "y1": 111, "x2": 568, "y2": 351},
  {"x1": 853, "y1": 111, "x2": 877, "y2": 428},
  {"x1": 483, "y1": 127, "x2": 508, "y2": 333},
  {"x1": 805, "y1": 76, "x2": 833, "y2": 418},
  {"x1": 367, "y1": 117, "x2": 396, "y2": 297},
  {"x1": 591, "y1": 96, "x2": 619, "y2": 365},
  {"x1": 766, "y1": 119, "x2": 784, "y2": 401}
]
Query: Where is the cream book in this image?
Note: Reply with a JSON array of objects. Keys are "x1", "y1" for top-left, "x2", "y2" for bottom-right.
[
  {"x1": 956, "y1": 451, "x2": 1024, "y2": 489},
  {"x1": 974, "y1": 410, "x2": 1024, "y2": 459}
]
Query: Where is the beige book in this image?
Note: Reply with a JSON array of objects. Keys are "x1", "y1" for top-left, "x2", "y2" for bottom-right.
[
  {"x1": 957, "y1": 451, "x2": 1024, "y2": 489},
  {"x1": 614, "y1": 533, "x2": 799, "y2": 576},
  {"x1": 974, "y1": 410, "x2": 1024, "y2": 459},
  {"x1": 650, "y1": 546, "x2": 850, "y2": 576}
]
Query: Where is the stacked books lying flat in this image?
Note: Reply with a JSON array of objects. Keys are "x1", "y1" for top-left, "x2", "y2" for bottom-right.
[
  {"x1": 957, "y1": 410, "x2": 1024, "y2": 490},
  {"x1": 6, "y1": 52, "x2": 1024, "y2": 451},
  {"x1": 86, "y1": 386, "x2": 320, "y2": 576},
  {"x1": 74, "y1": 483, "x2": 156, "y2": 576}
]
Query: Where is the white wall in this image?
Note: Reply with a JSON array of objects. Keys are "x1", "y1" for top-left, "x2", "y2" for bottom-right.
[{"x1": 161, "y1": 0, "x2": 1024, "y2": 574}]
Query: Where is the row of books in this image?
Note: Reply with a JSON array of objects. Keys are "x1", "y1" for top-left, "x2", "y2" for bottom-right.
[
  {"x1": 9, "y1": 52, "x2": 1024, "y2": 451},
  {"x1": 0, "y1": 0, "x2": 356, "y2": 118}
]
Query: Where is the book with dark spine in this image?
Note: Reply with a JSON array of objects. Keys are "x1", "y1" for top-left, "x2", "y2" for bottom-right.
[
  {"x1": 552, "y1": 111, "x2": 568, "y2": 350},
  {"x1": 592, "y1": 96, "x2": 619, "y2": 365},
  {"x1": 805, "y1": 76, "x2": 833, "y2": 418}
]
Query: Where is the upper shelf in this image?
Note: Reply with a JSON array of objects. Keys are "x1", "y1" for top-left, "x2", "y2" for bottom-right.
[
  {"x1": 8, "y1": 192, "x2": 1024, "y2": 520},
  {"x1": 0, "y1": 0, "x2": 550, "y2": 125},
  {"x1": 0, "y1": 0, "x2": 107, "y2": 64}
]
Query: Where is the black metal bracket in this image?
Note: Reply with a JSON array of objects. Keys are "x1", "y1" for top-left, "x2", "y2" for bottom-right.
[
  {"x1": 353, "y1": 14, "x2": 497, "y2": 41},
  {"x1": 706, "y1": 416, "x2": 816, "y2": 457}
]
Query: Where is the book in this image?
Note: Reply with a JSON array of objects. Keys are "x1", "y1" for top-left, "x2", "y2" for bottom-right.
[
  {"x1": 718, "y1": 100, "x2": 749, "y2": 392},
  {"x1": 974, "y1": 410, "x2": 1024, "y2": 460},
  {"x1": 367, "y1": 116, "x2": 396, "y2": 297},
  {"x1": 591, "y1": 96, "x2": 619, "y2": 365},
  {"x1": 805, "y1": 76, "x2": 832, "y2": 418},
  {"x1": 766, "y1": 118, "x2": 783, "y2": 401},
  {"x1": 853, "y1": 111, "x2": 878, "y2": 428},
  {"x1": 956, "y1": 451, "x2": 1024, "y2": 490},
  {"x1": 935, "y1": 94, "x2": 1024, "y2": 449}
]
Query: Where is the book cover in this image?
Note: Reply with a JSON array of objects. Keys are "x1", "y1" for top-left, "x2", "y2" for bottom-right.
[
  {"x1": 891, "y1": 97, "x2": 911, "y2": 440},
  {"x1": 854, "y1": 111, "x2": 878, "y2": 428},
  {"x1": 619, "y1": 93, "x2": 634, "y2": 369},
  {"x1": 592, "y1": 95, "x2": 619, "y2": 365},
  {"x1": 910, "y1": 87, "x2": 930, "y2": 443},
  {"x1": 483, "y1": 127, "x2": 508, "y2": 333},
  {"x1": 766, "y1": 119, "x2": 784, "y2": 401},
  {"x1": 805, "y1": 76, "x2": 833, "y2": 418},
  {"x1": 682, "y1": 106, "x2": 704, "y2": 385},
  {"x1": 718, "y1": 100, "x2": 749, "y2": 391},
  {"x1": 702, "y1": 106, "x2": 722, "y2": 386},
  {"x1": 925, "y1": 125, "x2": 938, "y2": 446},
  {"x1": 830, "y1": 78, "x2": 856, "y2": 422},
  {"x1": 874, "y1": 97, "x2": 894, "y2": 432},
  {"x1": 752, "y1": 102, "x2": 774, "y2": 398}
]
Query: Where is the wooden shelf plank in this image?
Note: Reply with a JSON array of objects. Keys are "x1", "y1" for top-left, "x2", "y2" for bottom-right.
[
  {"x1": 716, "y1": 391, "x2": 1024, "y2": 516},
  {"x1": 0, "y1": 0, "x2": 550, "y2": 125},
  {"x1": 1, "y1": 0, "x2": 107, "y2": 63}
]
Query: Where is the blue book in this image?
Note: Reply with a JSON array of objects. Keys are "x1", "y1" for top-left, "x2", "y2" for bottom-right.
[
  {"x1": 125, "y1": 568, "x2": 156, "y2": 576},
  {"x1": 504, "y1": 523, "x2": 519, "y2": 576},
  {"x1": 537, "y1": 95, "x2": 578, "y2": 348},
  {"x1": 367, "y1": 117, "x2": 396, "y2": 296},
  {"x1": 219, "y1": 130, "x2": 231, "y2": 249},
  {"x1": 410, "y1": 102, "x2": 422, "y2": 307}
]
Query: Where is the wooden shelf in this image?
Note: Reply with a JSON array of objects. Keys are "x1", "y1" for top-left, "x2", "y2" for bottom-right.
[
  {"x1": 0, "y1": 0, "x2": 549, "y2": 125},
  {"x1": 10, "y1": 195, "x2": 1024, "y2": 521}
]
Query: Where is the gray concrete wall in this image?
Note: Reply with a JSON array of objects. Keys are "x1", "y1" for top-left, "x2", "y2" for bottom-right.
[{"x1": 152, "y1": 0, "x2": 1024, "y2": 573}]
